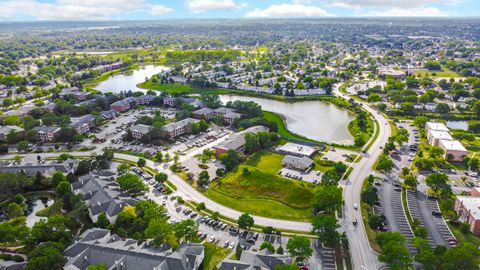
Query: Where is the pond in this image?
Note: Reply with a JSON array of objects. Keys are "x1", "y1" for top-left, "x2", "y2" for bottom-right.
[
  {"x1": 446, "y1": 121, "x2": 469, "y2": 131},
  {"x1": 94, "y1": 65, "x2": 169, "y2": 93},
  {"x1": 219, "y1": 95, "x2": 355, "y2": 145},
  {"x1": 24, "y1": 197, "x2": 54, "y2": 227}
]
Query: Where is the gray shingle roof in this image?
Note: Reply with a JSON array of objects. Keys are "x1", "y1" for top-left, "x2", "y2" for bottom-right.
[
  {"x1": 282, "y1": 155, "x2": 314, "y2": 171},
  {"x1": 64, "y1": 228, "x2": 205, "y2": 270},
  {"x1": 162, "y1": 118, "x2": 199, "y2": 132},
  {"x1": 215, "y1": 126, "x2": 269, "y2": 151}
]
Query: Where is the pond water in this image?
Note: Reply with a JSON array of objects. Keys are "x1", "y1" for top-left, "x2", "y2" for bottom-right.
[
  {"x1": 24, "y1": 197, "x2": 53, "y2": 227},
  {"x1": 446, "y1": 121, "x2": 469, "y2": 131},
  {"x1": 94, "y1": 65, "x2": 169, "y2": 93},
  {"x1": 219, "y1": 95, "x2": 355, "y2": 145}
]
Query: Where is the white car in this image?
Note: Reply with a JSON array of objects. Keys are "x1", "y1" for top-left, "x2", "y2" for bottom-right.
[
  {"x1": 353, "y1": 204, "x2": 358, "y2": 210},
  {"x1": 208, "y1": 235, "x2": 216, "y2": 243}
]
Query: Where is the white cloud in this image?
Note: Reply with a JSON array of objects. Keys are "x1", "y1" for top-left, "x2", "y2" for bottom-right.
[
  {"x1": 327, "y1": 0, "x2": 451, "y2": 9},
  {"x1": 150, "y1": 5, "x2": 174, "y2": 15},
  {"x1": 185, "y1": 0, "x2": 243, "y2": 13},
  {"x1": 366, "y1": 6, "x2": 448, "y2": 16},
  {"x1": 0, "y1": 0, "x2": 174, "y2": 20},
  {"x1": 246, "y1": 3, "x2": 334, "y2": 17}
]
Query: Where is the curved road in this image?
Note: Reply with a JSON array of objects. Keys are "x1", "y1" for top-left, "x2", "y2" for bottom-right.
[
  {"x1": 334, "y1": 84, "x2": 391, "y2": 270},
  {"x1": 3, "y1": 87, "x2": 390, "y2": 269}
]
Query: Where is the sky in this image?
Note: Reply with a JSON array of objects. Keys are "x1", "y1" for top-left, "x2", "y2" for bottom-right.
[{"x1": 0, "y1": 0, "x2": 478, "y2": 21}]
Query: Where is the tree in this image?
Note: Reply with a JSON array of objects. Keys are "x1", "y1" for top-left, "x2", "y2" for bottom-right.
[
  {"x1": 238, "y1": 213, "x2": 255, "y2": 229},
  {"x1": 377, "y1": 156, "x2": 394, "y2": 172},
  {"x1": 28, "y1": 215, "x2": 72, "y2": 248},
  {"x1": 219, "y1": 150, "x2": 241, "y2": 171},
  {"x1": 55, "y1": 181, "x2": 71, "y2": 198},
  {"x1": 428, "y1": 146, "x2": 444, "y2": 159},
  {"x1": 259, "y1": 241, "x2": 275, "y2": 253},
  {"x1": 24, "y1": 241, "x2": 66, "y2": 270},
  {"x1": 155, "y1": 172, "x2": 168, "y2": 183},
  {"x1": 96, "y1": 213, "x2": 110, "y2": 229},
  {"x1": 404, "y1": 175, "x2": 418, "y2": 189},
  {"x1": 435, "y1": 103, "x2": 450, "y2": 114},
  {"x1": 440, "y1": 243, "x2": 479, "y2": 270},
  {"x1": 286, "y1": 236, "x2": 313, "y2": 259},
  {"x1": 235, "y1": 244, "x2": 243, "y2": 259},
  {"x1": 145, "y1": 219, "x2": 173, "y2": 247},
  {"x1": 368, "y1": 213, "x2": 386, "y2": 230},
  {"x1": 17, "y1": 140, "x2": 29, "y2": 152},
  {"x1": 51, "y1": 171, "x2": 66, "y2": 188},
  {"x1": 87, "y1": 264, "x2": 107, "y2": 270},
  {"x1": 425, "y1": 173, "x2": 449, "y2": 194},
  {"x1": 312, "y1": 185, "x2": 343, "y2": 213},
  {"x1": 311, "y1": 214, "x2": 339, "y2": 245},
  {"x1": 117, "y1": 163, "x2": 130, "y2": 175},
  {"x1": 137, "y1": 158, "x2": 146, "y2": 168},
  {"x1": 361, "y1": 185, "x2": 379, "y2": 206},
  {"x1": 196, "y1": 202, "x2": 206, "y2": 212},
  {"x1": 377, "y1": 232, "x2": 412, "y2": 270},
  {"x1": 276, "y1": 245, "x2": 284, "y2": 254},
  {"x1": 116, "y1": 173, "x2": 148, "y2": 196},
  {"x1": 6, "y1": 202, "x2": 24, "y2": 219},
  {"x1": 197, "y1": 170, "x2": 210, "y2": 187},
  {"x1": 173, "y1": 219, "x2": 198, "y2": 241}
]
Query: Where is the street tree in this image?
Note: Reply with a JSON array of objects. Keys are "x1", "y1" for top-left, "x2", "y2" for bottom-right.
[
  {"x1": 311, "y1": 214, "x2": 339, "y2": 245},
  {"x1": 238, "y1": 213, "x2": 255, "y2": 229},
  {"x1": 286, "y1": 236, "x2": 313, "y2": 259}
]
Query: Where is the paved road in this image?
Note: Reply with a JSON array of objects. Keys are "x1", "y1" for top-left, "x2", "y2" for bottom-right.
[{"x1": 334, "y1": 85, "x2": 390, "y2": 270}]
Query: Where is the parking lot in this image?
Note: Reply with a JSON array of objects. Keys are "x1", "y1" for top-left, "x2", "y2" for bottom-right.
[{"x1": 321, "y1": 148, "x2": 357, "y2": 163}]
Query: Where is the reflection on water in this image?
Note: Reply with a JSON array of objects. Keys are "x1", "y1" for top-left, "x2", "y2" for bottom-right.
[
  {"x1": 94, "y1": 65, "x2": 169, "y2": 93},
  {"x1": 24, "y1": 197, "x2": 53, "y2": 227},
  {"x1": 219, "y1": 95, "x2": 354, "y2": 145},
  {"x1": 446, "y1": 121, "x2": 468, "y2": 131}
]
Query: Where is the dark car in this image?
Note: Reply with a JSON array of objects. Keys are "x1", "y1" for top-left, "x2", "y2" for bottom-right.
[{"x1": 432, "y1": 211, "x2": 442, "y2": 216}]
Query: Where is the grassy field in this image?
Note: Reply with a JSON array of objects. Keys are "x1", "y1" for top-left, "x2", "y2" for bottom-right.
[
  {"x1": 138, "y1": 80, "x2": 230, "y2": 95},
  {"x1": 201, "y1": 243, "x2": 231, "y2": 270},
  {"x1": 413, "y1": 68, "x2": 462, "y2": 78},
  {"x1": 204, "y1": 151, "x2": 315, "y2": 221},
  {"x1": 312, "y1": 154, "x2": 336, "y2": 173},
  {"x1": 245, "y1": 150, "x2": 284, "y2": 175},
  {"x1": 347, "y1": 116, "x2": 374, "y2": 147}
]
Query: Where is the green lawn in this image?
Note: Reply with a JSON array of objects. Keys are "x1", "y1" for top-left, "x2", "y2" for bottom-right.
[
  {"x1": 413, "y1": 68, "x2": 462, "y2": 78},
  {"x1": 245, "y1": 150, "x2": 284, "y2": 175},
  {"x1": 204, "y1": 159, "x2": 315, "y2": 221},
  {"x1": 312, "y1": 154, "x2": 336, "y2": 173},
  {"x1": 138, "y1": 80, "x2": 230, "y2": 95},
  {"x1": 201, "y1": 243, "x2": 231, "y2": 270}
]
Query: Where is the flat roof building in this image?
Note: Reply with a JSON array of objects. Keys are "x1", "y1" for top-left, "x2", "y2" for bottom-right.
[
  {"x1": 439, "y1": 139, "x2": 468, "y2": 162},
  {"x1": 425, "y1": 122, "x2": 449, "y2": 133},
  {"x1": 427, "y1": 130, "x2": 453, "y2": 147},
  {"x1": 276, "y1": 142, "x2": 317, "y2": 157},
  {"x1": 454, "y1": 196, "x2": 480, "y2": 235}
]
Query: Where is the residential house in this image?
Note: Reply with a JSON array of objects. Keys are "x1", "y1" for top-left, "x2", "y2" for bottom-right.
[
  {"x1": 72, "y1": 172, "x2": 138, "y2": 223},
  {"x1": 218, "y1": 248, "x2": 292, "y2": 270},
  {"x1": 454, "y1": 196, "x2": 480, "y2": 235},
  {"x1": 214, "y1": 126, "x2": 269, "y2": 158},
  {"x1": 193, "y1": 108, "x2": 215, "y2": 120},
  {"x1": 162, "y1": 118, "x2": 199, "y2": 139},
  {"x1": 33, "y1": 126, "x2": 61, "y2": 142},
  {"x1": 136, "y1": 94, "x2": 155, "y2": 105},
  {"x1": 100, "y1": 110, "x2": 117, "y2": 120},
  {"x1": 0, "y1": 159, "x2": 79, "y2": 177},
  {"x1": 71, "y1": 114, "x2": 96, "y2": 134},
  {"x1": 64, "y1": 228, "x2": 205, "y2": 270},
  {"x1": 110, "y1": 97, "x2": 137, "y2": 112},
  {"x1": 130, "y1": 124, "x2": 152, "y2": 140},
  {"x1": 0, "y1": 125, "x2": 25, "y2": 142}
]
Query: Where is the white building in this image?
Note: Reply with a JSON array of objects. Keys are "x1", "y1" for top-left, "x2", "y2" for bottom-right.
[
  {"x1": 439, "y1": 139, "x2": 468, "y2": 162},
  {"x1": 427, "y1": 130, "x2": 453, "y2": 146}
]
